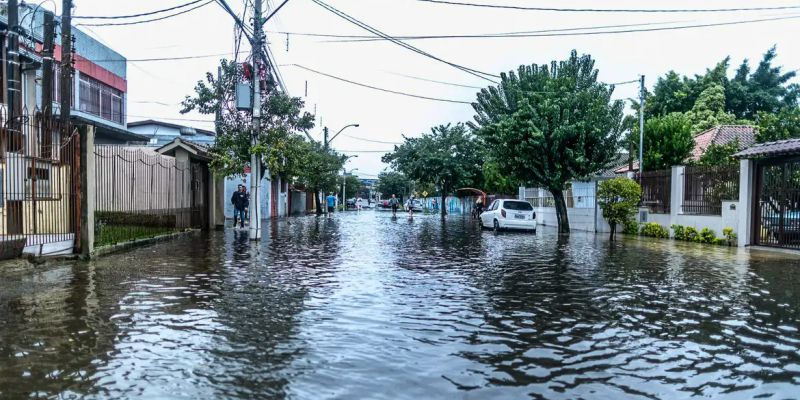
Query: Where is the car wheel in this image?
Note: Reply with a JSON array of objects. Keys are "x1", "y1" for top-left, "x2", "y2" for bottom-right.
[{"x1": 493, "y1": 219, "x2": 500, "y2": 232}]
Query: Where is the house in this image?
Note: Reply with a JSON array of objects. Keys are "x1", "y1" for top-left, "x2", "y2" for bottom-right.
[
  {"x1": 0, "y1": 3, "x2": 145, "y2": 257},
  {"x1": 128, "y1": 120, "x2": 216, "y2": 147},
  {"x1": 615, "y1": 125, "x2": 758, "y2": 173}
]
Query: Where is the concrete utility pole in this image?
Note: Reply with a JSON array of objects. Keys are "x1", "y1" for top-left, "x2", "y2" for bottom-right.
[
  {"x1": 42, "y1": 11, "x2": 55, "y2": 116},
  {"x1": 6, "y1": 0, "x2": 20, "y2": 119},
  {"x1": 249, "y1": 0, "x2": 263, "y2": 240},
  {"x1": 60, "y1": 0, "x2": 73, "y2": 129},
  {"x1": 639, "y1": 75, "x2": 646, "y2": 175}
]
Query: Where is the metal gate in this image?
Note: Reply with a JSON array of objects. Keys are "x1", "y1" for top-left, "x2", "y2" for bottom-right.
[
  {"x1": 190, "y1": 162, "x2": 208, "y2": 229},
  {"x1": 755, "y1": 158, "x2": 800, "y2": 249}
]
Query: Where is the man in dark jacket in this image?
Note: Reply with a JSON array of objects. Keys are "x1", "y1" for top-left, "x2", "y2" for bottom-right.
[{"x1": 231, "y1": 185, "x2": 248, "y2": 228}]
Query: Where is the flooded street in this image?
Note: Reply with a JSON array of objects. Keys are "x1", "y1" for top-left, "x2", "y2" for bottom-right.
[{"x1": 2, "y1": 211, "x2": 800, "y2": 399}]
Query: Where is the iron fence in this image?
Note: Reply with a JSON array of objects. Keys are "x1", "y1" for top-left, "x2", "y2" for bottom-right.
[
  {"x1": 636, "y1": 169, "x2": 671, "y2": 214},
  {"x1": 682, "y1": 164, "x2": 740, "y2": 215},
  {"x1": 756, "y1": 160, "x2": 800, "y2": 249},
  {"x1": 0, "y1": 106, "x2": 79, "y2": 259},
  {"x1": 93, "y1": 146, "x2": 207, "y2": 247},
  {"x1": 525, "y1": 186, "x2": 596, "y2": 209}
]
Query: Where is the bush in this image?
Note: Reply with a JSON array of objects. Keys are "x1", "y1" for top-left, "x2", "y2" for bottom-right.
[
  {"x1": 699, "y1": 228, "x2": 717, "y2": 244},
  {"x1": 672, "y1": 224, "x2": 686, "y2": 240},
  {"x1": 723, "y1": 227, "x2": 737, "y2": 246},
  {"x1": 623, "y1": 219, "x2": 640, "y2": 235},
  {"x1": 641, "y1": 222, "x2": 670, "y2": 238},
  {"x1": 598, "y1": 177, "x2": 642, "y2": 240},
  {"x1": 684, "y1": 226, "x2": 700, "y2": 242},
  {"x1": 713, "y1": 238, "x2": 727, "y2": 246}
]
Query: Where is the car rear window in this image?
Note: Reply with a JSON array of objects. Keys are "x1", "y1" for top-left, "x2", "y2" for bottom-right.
[{"x1": 503, "y1": 201, "x2": 533, "y2": 211}]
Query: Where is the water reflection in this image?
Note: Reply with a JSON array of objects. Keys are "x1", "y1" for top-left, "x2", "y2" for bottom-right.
[{"x1": 0, "y1": 212, "x2": 799, "y2": 399}]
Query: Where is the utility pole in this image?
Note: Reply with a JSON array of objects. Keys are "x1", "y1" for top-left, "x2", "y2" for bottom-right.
[
  {"x1": 42, "y1": 11, "x2": 55, "y2": 117},
  {"x1": 60, "y1": 0, "x2": 73, "y2": 130},
  {"x1": 6, "y1": 0, "x2": 20, "y2": 120},
  {"x1": 638, "y1": 75, "x2": 646, "y2": 176},
  {"x1": 249, "y1": 0, "x2": 263, "y2": 240}
]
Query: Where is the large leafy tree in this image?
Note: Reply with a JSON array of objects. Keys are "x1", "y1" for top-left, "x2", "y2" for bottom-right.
[
  {"x1": 181, "y1": 59, "x2": 315, "y2": 182},
  {"x1": 684, "y1": 84, "x2": 737, "y2": 132},
  {"x1": 470, "y1": 51, "x2": 624, "y2": 233},
  {"x1": 382, "y1": 123, "x2": 482, "y2": 218},
  {"x1": 297, "y1": 142, "x2": 346, "y2": 214},
  {"x1": 756, "y1": 107, "x2": 800, "y2": 143},
  {"x1": 376, "y1": 171, "x2": 411, "y2": 199},
  {"x1": 642, "y1": 113, "x2": 694, "y2": 171}
]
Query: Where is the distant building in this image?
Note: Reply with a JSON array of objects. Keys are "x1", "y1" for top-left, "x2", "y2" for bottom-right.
[{"x1": 127, "y1": 120, "x2": 216, "y2": 147}]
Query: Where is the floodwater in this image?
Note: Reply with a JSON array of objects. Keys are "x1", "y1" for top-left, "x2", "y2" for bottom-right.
[{"x1": 1, "y1": 212, "x2": 800, "y2": 399}]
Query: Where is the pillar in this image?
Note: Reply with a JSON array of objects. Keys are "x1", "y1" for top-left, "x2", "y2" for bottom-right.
[
  {"x1": 738, "y1": 159, "x2": 755, "y2": 247},
  {"x1": 212, "y1": 173, "x2": 225, "y2": 230},
  {"x1": 80, "y1": 125, "x2": 95, "y2": 257},
  {"x1": 670, "y1": 165, "x2": 685, "y2": 218}
]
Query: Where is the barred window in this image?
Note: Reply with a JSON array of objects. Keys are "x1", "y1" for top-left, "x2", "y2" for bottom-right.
[{"x1": 79, "y1": 75, "x2": 123, "y2": 124}]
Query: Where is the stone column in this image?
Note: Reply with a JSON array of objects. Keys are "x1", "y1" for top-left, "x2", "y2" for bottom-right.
[
  {"x1": 80, "y1": 125, "x2": 95, "y2": 257},
  {"x1": 738, "y1": 159, "x2": 755, "y2": 247}
]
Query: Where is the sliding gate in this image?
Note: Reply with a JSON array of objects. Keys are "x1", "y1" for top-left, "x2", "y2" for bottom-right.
[{"x1": 755, "y1": 158, "x2": 800, "y2": 249}]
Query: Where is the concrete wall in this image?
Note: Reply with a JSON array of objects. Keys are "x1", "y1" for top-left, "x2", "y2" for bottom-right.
[{"x1": 223, "y1": 173, "x2": 272, "y2": 220}]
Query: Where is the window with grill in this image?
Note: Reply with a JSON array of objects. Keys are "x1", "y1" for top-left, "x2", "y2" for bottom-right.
[{"x1": 79, "y1": 75, "x2": 124, "y2": 124}]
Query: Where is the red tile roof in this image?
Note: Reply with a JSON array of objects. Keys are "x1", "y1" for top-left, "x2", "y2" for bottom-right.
[{"x1": 616, "y1": 125, "x2": 757, "y2": 173}]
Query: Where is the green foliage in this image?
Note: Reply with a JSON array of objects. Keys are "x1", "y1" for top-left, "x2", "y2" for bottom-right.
[
  {"x1": 671, "y1": 224, "x2": 686, "y2": 240},
  {"x1": 756, "y1": 107, "x2": 800, "y2": 143},
  {"x1": 470, "y1": 50, "x2": 624, "y2": 233},
  {"x1": 684, "y1": 84, "x2": 737, "y2": 132},
  {"x1": 298, "y1": 142, "x2": 347, "y2": 193},
  {"x1": 697, "y1": 139, "x2": 740, "y2": 166},
  {"x1": 640, "y1": 222, "x2": 670, "y2": 238},
  {"x1": 648, "y1": 47, "x2": 798, "y2": 120},
  {"x1": 623, "y1": 220, "x2": 640, "y2": 235},
  {"x1": 181, "y1": 59, "x2": 316, "y2": 181},
  {"x1": 684, "y1": 226, "x2": 700, "y2": 242},
  {"x1": 96, "y1": 211, "x2": 176, "y2": 228},
  {"x1": 376, "y1": 171, "x2": 411, "y2": 198},
  {"x1": 699, "y1": 228, "x2": 717, "y2": 244},
  {"x1": 341, "y1": 175, "x2": 364, "y2": 199},
  {"x1": 597, "y1": 177, "x2": 641, "y2": 239},
  {"x1": 95, "y1": 225, "x2": 182, "y2": 247},
  {"x1": 723, "y1": 227, "x2": 738, "y2": 246},
  {"x1": 643, "y1": 113, "x2": 694, "y2": 171},
  {"x1": 383, "y1": 123, "x2": 483, "y2": 217},
  {"x1": 713, "y1": 238, "x2": 727, "y2": 246},
  {"x1": 481, "y1": 161, "x2": 518, "y2": 195}
]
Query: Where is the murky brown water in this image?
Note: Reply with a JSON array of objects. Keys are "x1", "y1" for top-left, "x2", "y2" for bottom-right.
[{"x1": 1, "y1": 212, "x2": 799, "y2": 399}]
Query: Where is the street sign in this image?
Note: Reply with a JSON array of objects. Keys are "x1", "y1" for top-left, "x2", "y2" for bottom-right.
[
  {"x1": 244, "y1": 166, "x2": 251, "y2": 174},
  {"x1": 421, "y1": 191, "x2": 428, "y2": 197}
]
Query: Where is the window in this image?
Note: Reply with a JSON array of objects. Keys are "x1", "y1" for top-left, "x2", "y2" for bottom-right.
[
  {"x1": 503, "y1": 201, "x2": 534, "y2": 211},
  {"x1": 79, "y1": 75, "x2": 123, "y2": 124},
  {"x1": 26, "y1": 165, "x2": 52, "y2": 199},
  {"x1": 488, "y1": 200, "x2": 499, "y2": 211}
]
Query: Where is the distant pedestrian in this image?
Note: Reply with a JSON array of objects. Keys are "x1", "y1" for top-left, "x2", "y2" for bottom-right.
[
  {"x1": 231, "y1": 185, "x2": 248, "y2": 228},
  {"x1": 356, "y1": 196, "x2": 364, "y2": 211},
  {"x1": 326, "y1": 192, "x2": 336, "y2": 214},
  {"x1": 406, "y1": 195, "x2": 417, "y2": 217},
  {"x1": 389, "y1": 194, "x2": 399, "y2": 216}
]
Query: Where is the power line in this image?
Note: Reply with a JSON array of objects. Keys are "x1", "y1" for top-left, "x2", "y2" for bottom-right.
[
  {"x1": 342, "y1": 133, "x2": 403, "y2": 145},
  {"x1": 337, "y1": 149, "x2": 394, "y2": 153},
  {"x1": 77, "y1": 0, "x2": 214, "y2": 27},
  {"x1": 74, "y1": 0, "x2": 205, "y2": 19},
  {"x1": 90, "y1": 52, "x2": 245, "y2": 62},
  {"x1": 413, "y1": 0, "x2": 800, "y2": 13},
  {"x1": 310, "y1": 0, "x2": 499, "y2": 83},
  {"x1": 385, "y1": 71, "x2": 484, "y2": 89},
  {"x1": 288, "y1": 64, "x2": 473, "y2": 104}
]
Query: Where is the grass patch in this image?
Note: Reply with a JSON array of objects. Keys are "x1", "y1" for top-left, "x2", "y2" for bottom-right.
[{"x1": 95, "y1": 224, "x2": 183, "y2": 247}]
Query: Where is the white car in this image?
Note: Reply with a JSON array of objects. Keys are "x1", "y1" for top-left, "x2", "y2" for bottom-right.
[{"x1": 480, "y1": 199, "x2": 537, "y2": 232}]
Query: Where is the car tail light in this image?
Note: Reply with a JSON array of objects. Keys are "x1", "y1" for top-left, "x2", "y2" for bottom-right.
[{"x1": 501, "y1": 209, "x2": 506, "y2": 218}]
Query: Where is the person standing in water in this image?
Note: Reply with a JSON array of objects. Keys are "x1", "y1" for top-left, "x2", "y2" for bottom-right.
[
  {"x1": 389, "y1": 194, "x2": 399, "y2": 216},
  {"x1": 406, "y1": 195, "x2": 417, "y2": 217}
]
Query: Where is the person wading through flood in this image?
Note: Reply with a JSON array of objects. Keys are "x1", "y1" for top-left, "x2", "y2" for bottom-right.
[
  {"x1": 389, "y1": 194, "x2": 399, "y2": 217},
  {"x1": 326, "y1": 192, "x2": 337, "y2": 215},
  {"x1": 406, "y1": 195, "x2": 417, "y2": 218},
  {"x1": 231, "y1": 184, "x2": 248, "y2": 228}
]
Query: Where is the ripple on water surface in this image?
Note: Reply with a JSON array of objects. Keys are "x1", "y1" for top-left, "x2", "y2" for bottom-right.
[{"x1": 1, "y1": 212, "x2": 800, "y2": 399}]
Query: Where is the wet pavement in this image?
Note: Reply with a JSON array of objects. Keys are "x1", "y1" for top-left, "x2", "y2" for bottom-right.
[{"x1": 1, "y1": 211, "x2": 800, "y2": 399}]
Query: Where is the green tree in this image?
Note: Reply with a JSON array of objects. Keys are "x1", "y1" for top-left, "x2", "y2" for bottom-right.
[
  {"x1": 181, "y1": 59, "x2": 315, "y2": 181},
  {"x1": 697, "y1": 139, "x2": 740, "y2": 166},
  {"x1": 376, "y1": 171, "x2": 411, "y2": 199},
  {"x1": 297, "y1": 142, "x2": 346, "y2": 214},
  {"x1": 727, "y1": 47, "x2": 799, "y2": 120},
  {"x1": 756, "y1": 107, "x2": 800, "y2": 143},
  {"x1": 597, "y1": 177, "x2": 642, "y2": 240},
  {"x1": 470, "y1": 51, "x2": 624, "y2": 233},
  {"x1": 340, "y1": 174, "x2": 364, "y2": 201},
  {"x1": 643, "y1": 113, "x2": 694, "y2": 171},
  {"x1": 481, "y1": 161, "x2": 518, "y2": 195},
  {"x1": 684, "y1": 84, "x2": 737, "y2": 132},
  {"x1": 382, "y1": 123, "x2": 482, "y2": 218}
]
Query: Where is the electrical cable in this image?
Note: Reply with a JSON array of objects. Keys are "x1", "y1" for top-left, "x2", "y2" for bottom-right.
[
  {"x1": 342, "y1": 133, "x2": 402, "y2": 145},
  {"x1": 77, "y1": 0, "x2": 214, "y2": 27},
  {"x1": 288, "y1": 64, "x2": 473, "y2": 104},
  {"x1": 412, "y1": 0, "x2": 800, "y2": 13},
  {"x1": 311, "y1": 0, "x2": 499, "y2": 83},
  {"x1": 74, "y1": 0, "x2": 205, "y2": 19}
]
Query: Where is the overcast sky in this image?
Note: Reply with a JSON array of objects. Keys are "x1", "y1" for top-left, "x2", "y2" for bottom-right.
[{"x1": 52, "y1": 0, "x2": 800, "y2": 178}]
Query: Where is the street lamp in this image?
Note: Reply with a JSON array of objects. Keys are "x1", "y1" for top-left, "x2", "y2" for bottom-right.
[
  {"x1": 342, "y1": 167, "x2": 358, "y2": 211},
  {"x1": 324, "y1": 123, "x2": 360, "y2": 149}
]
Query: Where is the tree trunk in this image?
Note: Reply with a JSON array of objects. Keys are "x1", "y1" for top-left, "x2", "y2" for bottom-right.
[
  {"x1": 314, "y1": 187, "x2": 323, "y2": 215},
  {"x1": 440, "y1": 192, "x2": 447, "y2": 219},
  {"x1": 551, "y1": 189, "x2": 571, "y2": 234},
  {"x1": 609, "y1": 221, "x2": 616, "y2": 241}
]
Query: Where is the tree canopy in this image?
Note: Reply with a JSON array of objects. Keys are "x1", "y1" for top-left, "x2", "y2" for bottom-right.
[
  {"x1": 382, "y1": 123, "x2": 482, "y2": 217},
  {"x1": 642, "y1": 113, "x2": 695, "y2": 171},
  {"x1": 470, "y1": 50, "x2": 624, "y2": 233},
  {"x1": 376, "y1": 171, "x2": 411, "y2": 199},
  {"x1": 597, "y1": 177, "x2": 642, "y2": 240},
  {"x1": 756, "y1": 107, "x2": 800, "y2": 143}
]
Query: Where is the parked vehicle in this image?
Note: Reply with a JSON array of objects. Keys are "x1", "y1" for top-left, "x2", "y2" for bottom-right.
[{"x1": 480, "y1": 199, "x2": 537, "y2": 232}]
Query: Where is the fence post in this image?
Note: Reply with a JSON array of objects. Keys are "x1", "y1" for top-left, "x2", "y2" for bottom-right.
[
  {"x1": 671, "y1": 166, "x2": 685, "y2": 220},
  {"x1": 738, "y1": 159, "x2": 755, "y2": 247},
  {"x1": 80, "y1": 125, "x2": 95, "y2": 257}
]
